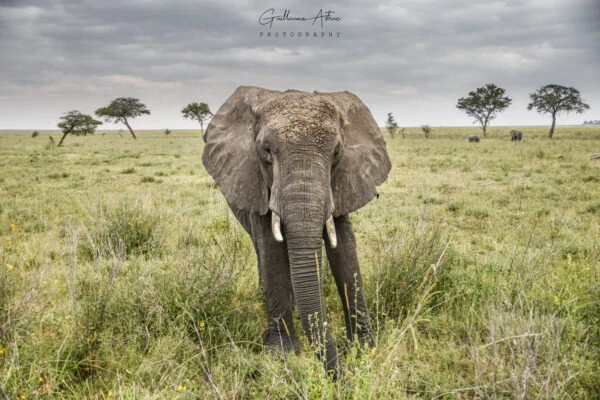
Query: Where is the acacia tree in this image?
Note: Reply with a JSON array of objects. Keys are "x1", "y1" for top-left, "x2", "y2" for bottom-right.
[
  {"x1": 385, "y1": 112, "x2": 399, "y2": 139},
  {"x1": 56, "y1": 110, "x2": 102, "y2": 146},
  {"x1": 527, "y1": 84, "x2": 590, "y2": 139},
  {"x1": 456, "y1": 83, "x2": 512, "y2": 136},
  {"x1": 95, "y1": 97, "x2": 150, "y2": 139},
  {"x1": 181, "y1": 102, "x2": 213, "y2": 131}
]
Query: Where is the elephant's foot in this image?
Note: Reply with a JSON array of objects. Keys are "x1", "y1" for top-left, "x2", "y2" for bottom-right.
[
  {"x1": 264, "y1": 330, "x2": 299, "y2": 354},
  {"x1": 316, "y1": 339, "x2": 341, "y2": 381},
  {"x1": 355, "y1": 326, "x2": 374, "y2": 348},
  {"x1": 342, "y1": 326, "x2": 374, "y2": 357}
]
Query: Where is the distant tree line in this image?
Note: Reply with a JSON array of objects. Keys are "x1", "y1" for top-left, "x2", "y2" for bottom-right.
[
  {"x1": 54, "y1": 98, "x2": 212, "y2": 146},
  {"x1": 387, "y1": 83, "x2": 590, "y2": 140},
  {"x1": 583, "y1": 120, "x2": 600, "y2": 125},
  {"x1": 53, "y1": 84, "x2": 591, "y2": 146}
]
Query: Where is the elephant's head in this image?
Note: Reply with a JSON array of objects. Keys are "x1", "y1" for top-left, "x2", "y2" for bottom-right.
[
  {"x1": 202, "y1": 86, "x2": 390, "y2": 368},
  {"x1": 203, "y1": 86, "x2": 390, "y2": 231}
]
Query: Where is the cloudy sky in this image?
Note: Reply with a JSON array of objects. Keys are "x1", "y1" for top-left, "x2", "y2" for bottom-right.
[{"x1": 1, "y1": 0, "x2": 599, "y2": 130}]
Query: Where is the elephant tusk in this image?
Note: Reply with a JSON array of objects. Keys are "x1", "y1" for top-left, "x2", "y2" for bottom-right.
[
  {"x1": 272, "y1": 212, "x2": 284, "y2": 243},
  {"x1": 325, "y1": 215, "x2": 337, "y2": 249}
]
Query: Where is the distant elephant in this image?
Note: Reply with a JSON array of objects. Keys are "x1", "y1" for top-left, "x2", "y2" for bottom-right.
[
  {"x1": 510, "y1": 129, "x2": 523, "y2": 141},
  {"x1": 468, "y1": 135, "x2": 480, "y2": 142},
  {"x1": 202, "y1": 86, "x2": 391, "y2": 375}
]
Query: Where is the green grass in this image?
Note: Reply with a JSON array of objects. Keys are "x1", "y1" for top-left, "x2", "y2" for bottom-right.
[{"x1": 1, "y1": 127, "x2": 599, "y2": 398}]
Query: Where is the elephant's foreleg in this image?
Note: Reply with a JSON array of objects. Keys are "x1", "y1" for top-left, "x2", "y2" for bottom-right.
[
  {"x1": 250, "y1": 214, "x2": 298, "y2": 353},
  {"x1": 324, "y1": 215, "x2": 373, "y2": 348}
]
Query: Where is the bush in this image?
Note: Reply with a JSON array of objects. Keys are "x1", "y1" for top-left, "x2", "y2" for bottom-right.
[
  {"x1": 422, "y1": 125, "x2": 432, "y2": 138},
  {"x1": 79, "y1": 201, "x2": 165, "y2": 260}
]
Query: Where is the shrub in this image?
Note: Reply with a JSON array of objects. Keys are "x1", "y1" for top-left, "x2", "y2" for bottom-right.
[
  {"x1": 466, "y1": 207, "x2": 489, "y2": 219},
  {"x1": 385, "y1": 112, "x2": 399, "y2": 138},
  {"x1": 583, "y1": 201, "x2": 600, "y2": 214},
  {"x1": 121, "y1": 167, "x2": 136, "y2": 174},
  {"x1": 422, "y1": 125, "x2": 432, "y2": 138},
  {"x1": 446, "y1": 201, "x2": 462, "y2": 212},
  {"x1": 79, "y1": 201, "x2": 165, "y2": 260}
]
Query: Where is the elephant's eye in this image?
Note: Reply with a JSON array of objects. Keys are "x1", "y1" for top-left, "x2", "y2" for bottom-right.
[
  {"x1": 263, "y1": 145, "x2": 273, "y2": 163},
  {"x1": 333, "y1": 143, "x2": 343, "y2": 162}
]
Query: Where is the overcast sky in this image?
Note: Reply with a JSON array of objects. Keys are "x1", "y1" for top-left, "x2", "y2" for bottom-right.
[{"x1": 1, "y1": 0, "x2": 599, "y2": 129}]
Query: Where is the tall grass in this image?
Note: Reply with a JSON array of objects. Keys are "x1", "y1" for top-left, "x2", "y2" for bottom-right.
[
  {"x1": 78, "y1": 200, "x2": 166, "y2": 260},
  {"x1": 0, "y1": 128, "x2": 598, "y2": 398}
]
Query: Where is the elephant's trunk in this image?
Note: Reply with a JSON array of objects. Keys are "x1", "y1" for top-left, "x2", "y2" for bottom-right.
[
  {"x1": 279, "y1": 154, "x2": 339, "y2": 373},
  {"x1": 284, "y1": 215, "x2": 339, "y2": 373}
]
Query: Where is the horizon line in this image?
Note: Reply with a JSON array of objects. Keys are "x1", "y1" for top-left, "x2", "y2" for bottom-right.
[{"x1": 1, "y1": 124, "x2": 598, "y2": 132}]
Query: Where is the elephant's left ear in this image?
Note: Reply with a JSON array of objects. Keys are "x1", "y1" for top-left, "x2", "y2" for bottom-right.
[{"x1": 321, "y1": 91, "x2": 392, "y2": 216}]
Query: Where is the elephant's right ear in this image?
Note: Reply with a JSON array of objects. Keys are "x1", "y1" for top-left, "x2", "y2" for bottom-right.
[{"x1": 202, "y1": 86, "x2": 279, "y2": 214}]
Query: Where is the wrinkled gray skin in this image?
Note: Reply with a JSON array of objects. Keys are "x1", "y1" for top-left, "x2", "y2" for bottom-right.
[
  {"x1": 202, "y1": 86, "x2": 391, "y2": 375},
  {"x1": 510, "y1": 129, "x2": 523, "y2": 141},
  {"x1": 468, "y1": 135, "x2": 480, "y2": 142}
]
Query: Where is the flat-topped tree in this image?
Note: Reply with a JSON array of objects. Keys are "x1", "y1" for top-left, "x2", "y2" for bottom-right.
[
  {"x1": 95, "y1": 97, "x2": 150, "y2": 139},
  {"x1": 527, "y1": 84, "x2": 590, "y2": 139},
  {"x1": 181, "y1": 102, "x2": 213, "y2": 132},
  {"x1": 57, "y1": 110, "x2": 102, "y2": 146},
  {"x1": 456, "y1": 83, "x2": 512, "y2": 137}
]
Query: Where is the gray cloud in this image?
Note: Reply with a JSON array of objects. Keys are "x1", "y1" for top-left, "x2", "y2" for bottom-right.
[{"x1": 0, "y1": 0, "x2": 598, "y2": 129}]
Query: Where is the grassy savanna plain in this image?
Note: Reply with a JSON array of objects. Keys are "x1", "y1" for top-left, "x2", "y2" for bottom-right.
[{"x1": 0, "y1": 126, "x2": 599, "y2": 399}]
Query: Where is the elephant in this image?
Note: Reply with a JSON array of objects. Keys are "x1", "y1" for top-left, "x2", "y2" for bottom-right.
[
  {"x1": 510, "y1": 129, "x2": 523, "y2": 141},
  {"x1": 468, "y1": 135, "x2": 480, "y2": 142},
  {"x1": 202, "y1": 86, "x2": 391, "y2": 375}
]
